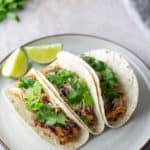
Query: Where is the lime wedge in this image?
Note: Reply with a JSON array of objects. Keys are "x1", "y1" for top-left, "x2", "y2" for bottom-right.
[
  {"x1": 2, "y1": 48, "x2": 28, "y2": 78},
  {"x1": 24, "y1": 43, "x2": 62, "y2": 64}
]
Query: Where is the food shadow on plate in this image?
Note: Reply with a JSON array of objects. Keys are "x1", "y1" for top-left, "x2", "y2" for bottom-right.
[{"x1": 78, "y1": 127, "x2": 109, "y2": 150}]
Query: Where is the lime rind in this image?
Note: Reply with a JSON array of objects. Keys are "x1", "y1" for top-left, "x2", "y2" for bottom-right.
[
  {"x1": 1, "y1": 43, "x2": 62, "y2": 78},
  {"x1": 24, "y1": 43, "x2": 62, "y2": 64},
  {"x1": 1, "y1": 48, "x2": 28, "y2": 78}
]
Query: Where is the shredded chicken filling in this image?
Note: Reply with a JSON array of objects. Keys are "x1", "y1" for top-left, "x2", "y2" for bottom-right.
[
  {"x1": 18, "y1": 75, "x2": 80, "y2": 145},
  {"x1": 103, "y1": 86, "x2": 127, "y2": 122},
  {"x1": 44, "y1": 67, "x2": 97, "y2": 131}
]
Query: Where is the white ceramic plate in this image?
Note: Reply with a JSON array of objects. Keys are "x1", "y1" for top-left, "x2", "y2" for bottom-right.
[{"x1": 0, "y1": 34, "x2": 150, "y2": 150}]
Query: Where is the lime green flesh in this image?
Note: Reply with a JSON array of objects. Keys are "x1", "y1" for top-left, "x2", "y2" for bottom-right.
[
  {"x1": 2, "y1": 48, "x2": 28, "y2": 78},
  {"x1": 25, "y1": 43, "x2": 62, "y2": 64}
]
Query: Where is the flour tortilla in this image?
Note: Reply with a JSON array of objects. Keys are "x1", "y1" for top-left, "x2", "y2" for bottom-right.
[
  {"x1": 37, "y1": 55, "x2": 105, "y2": 135},
  {"x1": 59, "y1": 50, "x2": 139, "y2": 128},
  {"x1": 2, "y1": 69, "x2": 89, "y2": 150},
  {"x1": 84, "y1": 49, "x2": 139, "y2": 128}
]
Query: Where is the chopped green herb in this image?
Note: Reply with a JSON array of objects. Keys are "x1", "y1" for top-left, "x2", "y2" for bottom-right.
[
  {"x1": 46, "y1": 68, "x2": 93, "y2": 106},
  {"x1": 80, "y1": 115, "x2": 88, "y2": 123},
  {"x1": 19, "y1": 77, "x2": 35, "y2": 89},
  {"x1": 46, "y1": 69, "x2": 74, "y2": 87},
  {"x1": 80, "y1": 55, "x2": 95, "y2": 65},
  {"x1": 22, "y1": 79, "x2": 67, "y2": 126},
  {"x1": 83, "y1": 91, "x2": 93, "y2": 106},
  {"x1": 92, "y1": 60, "x2": 106, "y2": 71},
  {"x1": 46, "y1": 115, "x2": 57, "y2": 126},
  {"x1": 0, "y1": 0, "x2": 27, "y2": 22},
  {"x1": 37, "y1": 104, "x2": 52, "y2": 123},
  {"x1": 101, "y1": 68, "x2": 116, "y2": 82},
  {"x1": 81, "y1": 55, "x2": 106, "y2": 71},
  {"x1": 82, "y1": 55, "x2": 121, "y2": 101},
  {"x1": 26, "y1": 99, "x2": 43, "y2": 111},
  {"x1": 37, "y1": 105, "x2": 67, "y2": 126},
  {"x1": 66, "y1": 90, "x2": 82, "y2": 104},
  {"x1": 58, "y1": 69, "x2": 74, "y2": 79},
  {"x1": 56, "y1": 113, "x2": 67, "y2": 125},
  {"x1": 104, "y1": 89, "x2": 120, "y2": 100}
]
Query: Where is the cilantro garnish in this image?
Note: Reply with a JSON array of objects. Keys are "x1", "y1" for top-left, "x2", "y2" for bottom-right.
[
  {"x1": 83, "y1": 91, "x2": 93, "y2": 106},
  {"x1": 67, "y1": 79, "x2": 93, "y2": 106},
  {"x1": 19, "y1": 77, "x2": 35, "y2": 89},
  {"x1": 37, "y1": 105, "x2": 67, "y2": 126},
  {"x1": 82, "y1": 55, "x2": 121, "y2": 101},
  {"x1": 66, "y1": 90, "x2": 82, "y2": 104},
  {"x1": 81, "y1": 55, "x2": 105, "y2": 72},
  {"x1": 46, "y1": 69, "x2": 93, "y2": 106},
  {"x1": 0, "y1": 0, "x2": 27, "y2": 22},
  {"x1": 80, "y1": 115, "x2": 88, "y2": 123},
  {"x1": 22, "y1": 79, "x2": 67, "y2": 126},
  {"x1": 46, "y1": 69, "x2": 74, "y2": 88}
]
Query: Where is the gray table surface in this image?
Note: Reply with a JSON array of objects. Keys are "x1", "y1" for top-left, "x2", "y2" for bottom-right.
[{"x1": 0, "y1": 0, "x2": 150, "y2": 68}]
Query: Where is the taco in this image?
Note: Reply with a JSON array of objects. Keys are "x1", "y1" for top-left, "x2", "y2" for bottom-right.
[
  {"x1": 37, "y1": 55, "x2": 105, "y2": 135},
  {"x1": 3, "y1": 69, "x2": 89, "y2": 150},
  {"x1": 58, "y1": 50, "x2": 139, "y2": 128}
]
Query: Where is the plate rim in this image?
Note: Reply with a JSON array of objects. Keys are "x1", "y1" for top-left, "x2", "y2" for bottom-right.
[
  {"x1": 0, "y1": 33, "x2": 149, "y2": 71},
  {"x1": 0, "y1": 33, "x2": 149, "y2": 149}
]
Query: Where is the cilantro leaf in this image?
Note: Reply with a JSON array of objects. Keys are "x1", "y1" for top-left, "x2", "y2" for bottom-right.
[
  {"x1": 37, "y1": 105, "x2": 51, "y2": 123},
  {"x1": 80, "y1": 115, "x2": 88, "y2": 123},
  {"x1": 46, "y1": 68, "x2": 93, "y2": 106},
  {"x1": 46, "y1": 75, "x2": 66, "y2": 88},
  {"x1": 7, "y1": 12, "x2": 20, "y2": 21},
  {"x1": 82, "y1": 55, "x2": 122, "y2": 101},
  {"x1": 46, "y1": 115, "x2": 57, "y2": 126},
  {"x1": 56, "y1": 113, "x2": 67, "y2": 125},
  {"x1": 101, "y1": 68, "x2": 116, "y2": 81},
  {"x1": 104, "y1": 90, "x2": 120, "y2": 100},
  {"x1": 0, "y1": 0, "x2": 27, "y2": 22},
  {"x1": 83, "y1": 91, "x2": 93, "y2": 106},
  {"x1": 92, "y1": 60, "x2": 106, "y2": 71},
  {"x1": 68, "y1": 79, "x2": 93, "y2": 106},
  {"x1": 21, "y1": 79, "x2": 67, "y2": 126},
  {"x1": 19, "y1": 77, "x2": 35, "y2": 89},
  {"x1": 26, "y1": 100, "x2": 43, "y2": 111},
  {"x1": 81, "y1": 55, "x2": 106, "y2": 71},
  {"x1": 81, "y1": 55, "x2": 95, "y2": 65},
  {"x1": 46, "y1": 69, "x2": 73, "y2": 87},
  {"x1": 0, "y1": 11, "x2": 7, "y2": 22},
  {"x1": 57, "y1": 69, "x2": 74, "y2": 79},
  {"x1": 66, "y1": 90, "x2": 82, "y2": 104},
  {"x1": 37, "y1": 105, "x2": 67, "y2": 126}
]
